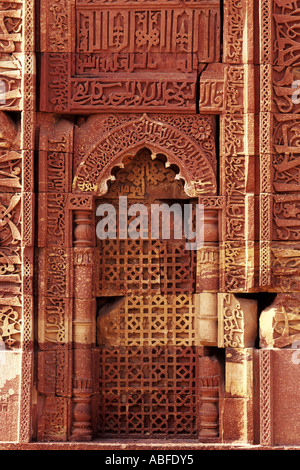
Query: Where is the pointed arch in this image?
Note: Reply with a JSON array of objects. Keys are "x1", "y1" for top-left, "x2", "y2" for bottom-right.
[{"x1": 73, "y1": 114, "x2": 217, "y2": 197}]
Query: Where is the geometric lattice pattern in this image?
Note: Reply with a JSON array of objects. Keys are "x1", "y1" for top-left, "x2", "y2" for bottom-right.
[
  {"x1": 98, "y1": 346, "x2": 198, "y2": 438},
  {"x1": 96, "y1": 149, "x2": 198, "y2": 297},
  {"x1": 96, "y1": 149, "x2": 199, "y2": 438},
  {"x1": 98, "y1": 239, "x2": 195, "y2": 296},
  {"x1": 98, "y1": 239, "x2": 161, "y2": 295},
  {"x1": 98, "y1": 294, "x2": 196, "y2": 347}
]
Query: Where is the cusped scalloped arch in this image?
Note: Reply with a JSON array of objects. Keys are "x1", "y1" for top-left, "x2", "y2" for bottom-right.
[{"x1": 73, "y1": 114, "x2": 217, "y2": 197}]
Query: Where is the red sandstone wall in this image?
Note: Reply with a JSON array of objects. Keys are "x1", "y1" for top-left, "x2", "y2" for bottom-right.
[{"x1": 0, "y1": 0, "x2": 300, "y2": 448}]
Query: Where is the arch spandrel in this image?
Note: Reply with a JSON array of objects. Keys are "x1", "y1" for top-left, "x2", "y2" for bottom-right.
[{"x1": 73, "y1": 114, "x2": 217, "y2": 197}]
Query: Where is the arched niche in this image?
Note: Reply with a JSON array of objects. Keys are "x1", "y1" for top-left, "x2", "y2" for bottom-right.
[
  {"x1": 69, "y1": 113, "x2": 220, "y2": 441},
  {"x1": 73, "y1": 114, "x2": 217, "y2": 197},
  {"x1": 95, "y1": 146, "x2": 202, "y2": 299},
  {"x1": 90, "y1": 145, "x2": 220, "y2": 439}
]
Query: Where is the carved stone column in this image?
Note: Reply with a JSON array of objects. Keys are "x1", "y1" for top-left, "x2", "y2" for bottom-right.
[
  {"x1": 196, "y1": 198, "x2": 222, "y2": 293},
  {"x1": 70, "y1": 209, "x2": 95, "y2": 441},
  {"x1": 198, "y1": 355, "x2": 220, "y2": 440}
]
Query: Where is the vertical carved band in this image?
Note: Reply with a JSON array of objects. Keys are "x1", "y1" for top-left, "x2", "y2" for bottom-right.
[
  {"x1": 260, "y1": 349, "x2": 273, "y2": 446},
  {"x1": 260, "y1": 194, "x2": 272, "y2": 287},
  {"x1": 259, "y1": 0, "x2": 273, "y2": 290},
  {"x1": 259, "y1": 0, "x2": 272, "y2": 64},
  {"x1": 19, "y1": 0, "x2": 36, "y2": 445},
  {"x1": 19, "y1": 295, "x2": 34, "y2": 443}
]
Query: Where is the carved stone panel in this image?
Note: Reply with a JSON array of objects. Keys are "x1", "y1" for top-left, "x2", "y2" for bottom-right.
[
  {"x1": 218, "y1": 294, "x2": 257, "y2": 349},
  {"x1": 40, "y1": 0, "x2": 221, "y2": 113},
  {"x1": 0, "y1": 1, "x2": 23, "y2": 111},
  {"x1": 260, "y1": 294, "x2": 300, "y2": 348},
  {"x1": 272, "y1": 1, "x2": 300, "y2": 67},
  {"x1": 260, "y1": 348, "x2": 300, "y2": 447}
]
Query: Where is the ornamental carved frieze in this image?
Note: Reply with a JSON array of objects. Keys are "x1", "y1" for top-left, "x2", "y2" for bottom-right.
[
  {"x1": 0, "y1": 0, "x2": 35, "y2": 444},
  {"x1": 0, "y1": 112, "x2": 25, "y2": 356},
  {"x1": 40, "y1": 0, "x2": 221, "y2": 113},
  {"x1": 259, "y1": 0, "x2": 300, "y2": 291}
]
